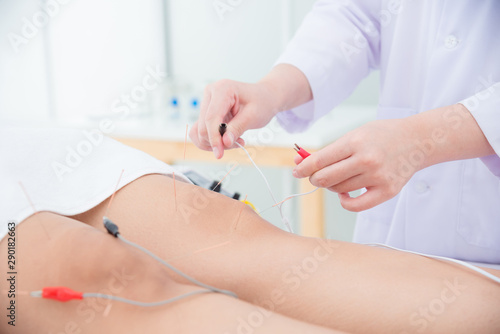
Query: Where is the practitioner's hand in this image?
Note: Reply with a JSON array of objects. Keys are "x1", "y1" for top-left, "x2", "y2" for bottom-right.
[
  {"x1": 292, "y1": 118, "x2": 420, "y2": 212},
  {"x1": 189, "y1": 80, "x2": 279, "y2": 159},
  {"x1": 190, "y1": 64, "x2": 313, "y2": 159},
  {"x1": 292, "y1": 104, "x2": 495, "y2": 212}
]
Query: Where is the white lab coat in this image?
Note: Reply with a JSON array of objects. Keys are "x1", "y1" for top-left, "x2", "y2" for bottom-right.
[{"x1": 276, "y1": 0, "x2": 500, "y2": 263}]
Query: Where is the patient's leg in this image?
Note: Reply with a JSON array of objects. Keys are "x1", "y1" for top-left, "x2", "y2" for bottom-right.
[
  {"x1": 0, "y1": 213, "x2": 336, "y2": 334},
  {"x1": 74, "y1": 174, "x2": 500, "y2": 334}
]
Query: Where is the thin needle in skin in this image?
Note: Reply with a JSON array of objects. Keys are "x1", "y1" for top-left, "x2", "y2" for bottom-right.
[
  {"x1": 19, "y1": 181, "x2": 51, "y2": 240},
  {"x1": 102, "y1": 303, "x2": 113, "y2": 317},
  {"x1": 272, "y1": 198, "x2": 288, "y2": 208},
  {"x1": 192, "y1": 241, "x2": 231, "y2": 255},
  {"x1": 105, "y1": 169, "x2": 124, "y2": 217},
  {"x1": 232, "y1": 194, "x2": 248, "y2": 231},
  {"x1": 211, "y1": 163, "x2": 239, "y2": 191},
  {"x1": 163, "y1": 237, "x2": 233, "y2": 262}
]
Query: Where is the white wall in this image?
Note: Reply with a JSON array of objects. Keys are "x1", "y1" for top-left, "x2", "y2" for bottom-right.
[
  {"x1": 0, "y1": 0, "x2": 51, "y2": 121},
  {"x1": 168, "y1": 0, "x2": 289, "y2": 84},
  {"x1": 0, "y1": 0, "x2": 166, "y2": 122},
  {"x1": 167, "y1": 0, "x2": 378, "y2": 107},
  {"x1": 48, "y1": 0, "x2": 166, "y2": 120}
]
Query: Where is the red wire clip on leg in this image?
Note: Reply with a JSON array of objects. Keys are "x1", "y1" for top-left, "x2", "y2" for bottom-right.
[
  {"x1": 294, "y1": 143, "x2": 311, "y2": 159},
  {"x1": 42, "y1": 287, "x2": 83, "y2": 302}
]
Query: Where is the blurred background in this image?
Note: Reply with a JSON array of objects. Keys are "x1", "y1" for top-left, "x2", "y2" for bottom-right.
[{"x1": 0, "y1": 0, "x2": 379, "y2": 240}]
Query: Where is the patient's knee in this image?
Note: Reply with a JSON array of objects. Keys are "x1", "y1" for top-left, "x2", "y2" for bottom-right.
[{"x1": 20, "y1": 214, "x2": 171, "y2": 297}]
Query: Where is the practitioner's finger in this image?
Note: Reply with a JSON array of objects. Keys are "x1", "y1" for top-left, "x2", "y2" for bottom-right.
[
  {"x1": 294, "y1": 155, "x2": 304, "y2": 165},
  {"x1": 189, "y1": 121, "x2": 212, "y2": 151},
  {"x1": 205, "y1": 86, "x2": 239, "y2": 159},
  {"x1": 338, "y1": 187, "x2": 391, "y2": 212},
  {"x1": 293, "y1": 140, "x2": 352, "y2": 178}
]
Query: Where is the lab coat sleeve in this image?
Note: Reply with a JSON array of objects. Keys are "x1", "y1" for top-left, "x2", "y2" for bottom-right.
[
  {"x1": 275, "y1": 0, "x2": 381, "y2": 132},
  {"x1": 460, "y1": 82, "x2": 500, "y2": 178}
]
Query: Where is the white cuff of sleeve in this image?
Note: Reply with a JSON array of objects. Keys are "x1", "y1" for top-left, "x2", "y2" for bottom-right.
[{"x1": 460, "y1": 82, "x2": 500, "y2": 177}]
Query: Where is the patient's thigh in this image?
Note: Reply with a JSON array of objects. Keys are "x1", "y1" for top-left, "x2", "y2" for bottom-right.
[{"x1": 72, "y1": 174, "x2": 284, "y2": 287}]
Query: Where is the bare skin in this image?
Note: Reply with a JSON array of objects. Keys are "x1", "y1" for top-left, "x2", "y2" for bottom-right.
[
  {"x1": 2, "y1": 174, "x2": 496, "y2": 333},
  {"x1": 0, "y1": 189, "x2": 337, "y2": 333}
]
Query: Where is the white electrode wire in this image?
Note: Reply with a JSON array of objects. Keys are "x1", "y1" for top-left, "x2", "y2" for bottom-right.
[
  {"x1": 235, "y1": 142, "x2": 279, "y2": 204},
  {"x1": 83, "y1": 290, "x2": 210, "y2": 307},
  {"x1": 235, "y1": 142, "x2": 293, "y2": 233},
  {"x1": 279, "y1": 186, "x2": 319, "y2": 203},
  {"x1": 258, "y1": 187, "x2": 320, "y2": 215},
  {"x1": 366, "y1": 243, "x2": 500, "y2": 285},
  {"x1": 118, "y1": 234, "x2": 238, "y2": 298}
]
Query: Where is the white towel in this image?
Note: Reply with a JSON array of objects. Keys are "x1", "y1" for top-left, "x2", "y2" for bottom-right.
[{"x1": 0, "y1": 125, "x2": 189, "y2": 241}]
